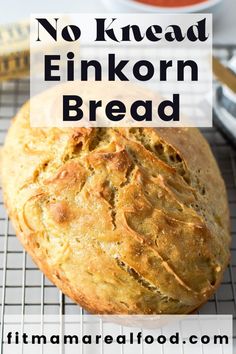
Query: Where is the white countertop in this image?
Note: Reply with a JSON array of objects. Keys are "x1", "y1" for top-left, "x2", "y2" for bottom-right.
[{"x1": 0, "y1": 0, "x2": 235, "y2": 45}]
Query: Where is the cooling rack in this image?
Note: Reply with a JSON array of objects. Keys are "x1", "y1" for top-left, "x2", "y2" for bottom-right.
[{"x1": 0, "y1": 45, "x2": 235, "y2": 353}]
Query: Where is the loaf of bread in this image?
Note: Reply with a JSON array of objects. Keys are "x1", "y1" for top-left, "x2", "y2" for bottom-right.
[{"x1": 1, "y1": 100, "x2": 230, "y2": 314}]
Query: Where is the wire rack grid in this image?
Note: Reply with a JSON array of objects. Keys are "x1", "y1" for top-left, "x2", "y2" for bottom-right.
[{"x1": 0, "y1": 46, "x2": 235, "y2": 353}]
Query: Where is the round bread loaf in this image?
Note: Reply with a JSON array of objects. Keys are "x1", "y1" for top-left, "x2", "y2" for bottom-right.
[{"x1": 1, "y1": 102, "x2": 230, "y2": 314}]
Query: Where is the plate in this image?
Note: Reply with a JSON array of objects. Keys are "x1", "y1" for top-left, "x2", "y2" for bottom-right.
[{"x1": 101, "y1": 0, "x2": 222, "y2": 13}]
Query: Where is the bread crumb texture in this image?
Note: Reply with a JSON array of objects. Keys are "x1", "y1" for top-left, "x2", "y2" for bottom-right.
[{"x1": 1, "y1": 102, "x2": 230, "y2": 314}]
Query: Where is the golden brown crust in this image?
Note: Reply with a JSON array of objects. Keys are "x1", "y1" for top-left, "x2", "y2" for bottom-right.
[{"x1": 0, "y1": 102, "x2": 230, "y2": 314}]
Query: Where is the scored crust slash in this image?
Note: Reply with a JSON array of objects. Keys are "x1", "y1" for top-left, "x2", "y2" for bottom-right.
[{"x1": 0, "y1": 90, "x2": 231, "y2": 314}]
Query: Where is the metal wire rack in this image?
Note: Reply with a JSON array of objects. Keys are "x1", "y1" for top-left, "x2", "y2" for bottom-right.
[{"x1": 0, "y1": 45, "x2": 235, "y2": 353}]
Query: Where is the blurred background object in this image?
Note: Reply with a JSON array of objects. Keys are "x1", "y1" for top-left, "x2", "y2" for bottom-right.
[
  {"x1": 0, "y1": 0, "x2": 235, "y2": 44},
  {"x1": 0, "y1": 0, "x2": 235, "y2": 82},
  {"x1": 213, "y1": 56, "x2": 236, "y2": 147},
  {"x1": 101, "y1": 0, "x2": 223, "y2": 15},
  {"x1": 0, "y1": 21, "x2": 29, "y2": 81}
]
